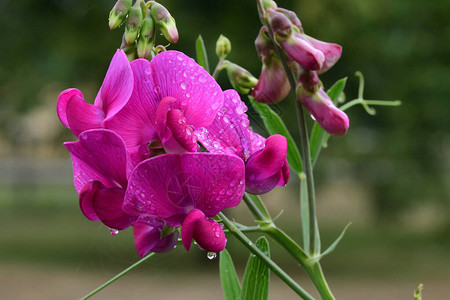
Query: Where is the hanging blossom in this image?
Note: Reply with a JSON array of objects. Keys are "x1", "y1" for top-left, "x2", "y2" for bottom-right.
[
  {"x1": 123, "y1": 153, "x2": 245, "y2": 254},
  {"x1": 196, "y1": 89, "x2": 289, "y2": 194}
]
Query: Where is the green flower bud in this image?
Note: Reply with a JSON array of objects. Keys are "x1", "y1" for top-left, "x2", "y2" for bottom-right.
[
  {"x1": 124, "y1": 2, "x2": 144, "y2": 45},
  {"x1": 108, "y1": 0, "x2": 132, "y2": 30},
  {"x1": 215, "y1": 35, "x2": 231, "y2": 59},
  {"x1": 150, "y1": 3, "x2": 178, "y2": 43},
  {"x1": 137, "y1": 10, "x2": 155, "y2": 58},
  {"x1": 225, "y1": 62, "x2": 258, "y2": 94}
]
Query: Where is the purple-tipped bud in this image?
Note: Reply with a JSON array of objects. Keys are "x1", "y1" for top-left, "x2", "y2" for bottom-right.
[
  {"x1": 257, "y1": 0, "x2": 278, "y2": 23},
  {"x1": 225, "y1": 62, "x2": 258, "y2": 94},
  {"x1": 253, "y1": 27, "x2": 289, "y2": 103},
  {"x1": 150, "y1": 3, "x2": 178, "y2": 43},
  {"x1": 274, "y1": 7, "x2": 302, "y2": 31},
  {"x1": 296, "y1": 85, "x2": 349, "y2": 136},
  {"x1": 137, "y1": 10, "x2": 155, "y2": 58},
  {"x1": 268, "y1": 9, "x2": 325, "y2": 71},
  {"x1": 124, "y1": 2, "x2": 144, "y2": 45},
  {"x1": 109, "y1": 0, "x2": 132, "y2": 30},
  {"x1": 216, "y1": 35, "x2": 231, "y2": 59},
  {"x1": 304, "y1": 35, "x2": 342, "y2": 74}
]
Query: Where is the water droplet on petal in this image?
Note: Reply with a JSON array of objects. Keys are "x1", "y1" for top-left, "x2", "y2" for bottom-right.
[
  {"x1": 198, "y1": 74, "x2": 207, "y2": 83},
  {"x1": 145, "y1": 67, "x2": 152, "y2": 75},
  {"x1": 153, "y1": 86, "x2": 161, "y2": 94},
  {"x1": 110, "y1": 228, "x2": 119, "y2": 235},
  {"x1": 183, "y1": 71, "x2": 188, "y2": 78},
  {"x1": 177, "y1": 53, "x2": 184, "y2": 61},
  {"x1": 207, "y1": 252, "x2": 217, "y2": 260},
  {"x1": 212, "y1": 102, "x2": 220, "y2": 110},
  {"x1": 181, "y1": 82, "x2": 187, "y2": 90}
]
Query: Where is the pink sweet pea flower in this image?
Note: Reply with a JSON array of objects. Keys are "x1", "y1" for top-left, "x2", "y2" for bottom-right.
[
  {"x1": 105, "y1": 50, "x2": 223, "y2": 156},
  {"x1": 123, "y1": 153, "x2": 245, "y2": 253},
  {"x1": 57, "y1": 50, "x2": 133, "y2": 137},
  {"x1": 196, "y1": 89, "x2": 290, "y2": 194},
  {"x1": 64, "y1": 129, "x2": 136, "y2": 231}
]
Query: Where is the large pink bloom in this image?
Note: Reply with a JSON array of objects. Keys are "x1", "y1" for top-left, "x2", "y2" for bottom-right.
[
  {"x1": 196, "y1": 90, "x2": 289, "y2": 194},
  {"x1": 57, "y1": 50, "x2": 133, "y2": 137},
  {"x1": 105, "y1": 50, "x2": 223, "y2": 157},
  {"x1": 123, "y1": 153, "x2": 245, "y2": 253}
]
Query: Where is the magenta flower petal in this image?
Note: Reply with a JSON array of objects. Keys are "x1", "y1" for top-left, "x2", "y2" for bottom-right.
[
  {"x1": 134, "y1": 215, "x2": 179, "y2": 257},
  {"x1": 150, "y1": 51, "x2": 223, "y2": 128},
  {"x1": 66, "y1": 94, "x2": 105, "y2": 137},
  {"x1": 196, "y1": 90, "x2": 260, "y2": 160},
  {"x1": 245, "y1": 134, "x2": 288, "y2": 194},
  {"x1": 56, "y1": 88, "x2": 83, "y2": 128},
  {"x1": 123, "y1": 153, "x2": 245, "y2": 223},
  {"x1": 104, "y1": 59, "x2": 160, "y2": 148},
  {"x1": 193, "y1": 217, "x2": 226, "y2": 253},
  {"x1": 65, "y1": 129, "x2": 129, "y2": 192},
  {"x1": 181, "y1": 209, "x2": 205, "y2": 251},
  {"x1": 79, "y1": 181, "x2": 102, "y2": 222},
  {"x1": 277, "y1": 159, "x2": 290, "y2": 186},
  {"x1": 252, "y1": 58, "x2": 290, "y2": 104},
  {"x1": 93, "y1": 49, "x2": 133, "y2": 122},
  {"x1": 166, "y1": 109, "x2": 198, "y2": 152},
  {"x1": 305, "y1": 36, "x2": 342, "y2": 74},
  {"x1": 93, "y1": 187, "x2": 136, "y2": 230}
]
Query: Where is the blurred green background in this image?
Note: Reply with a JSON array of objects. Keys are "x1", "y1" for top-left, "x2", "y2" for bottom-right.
[{"x1": 0, "y1": 0, "x2": 448, "y2": 299}]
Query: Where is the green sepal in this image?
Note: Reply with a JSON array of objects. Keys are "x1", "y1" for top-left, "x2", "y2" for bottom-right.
[{"x1": 311, "y1": 222, "x2": 351, "y2": 261}]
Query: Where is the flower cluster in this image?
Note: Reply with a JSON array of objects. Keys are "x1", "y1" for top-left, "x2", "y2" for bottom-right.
[
  {"x1": 252, "y1": 2, "x2": 349, "y2": 136},
  {"x1": 57, "y1": 50, "x2": 289, "y2": 257}
]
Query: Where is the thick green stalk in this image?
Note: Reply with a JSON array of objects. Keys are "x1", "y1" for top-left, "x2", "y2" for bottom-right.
[
  {"x1": 218, "y1": 212, "x2": 315, "y2": 300},
  {"x1": 80, "y1": 252, "x2": 156, "y2": 299}
]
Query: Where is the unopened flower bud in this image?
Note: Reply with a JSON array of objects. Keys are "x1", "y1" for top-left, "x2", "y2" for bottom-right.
[
  {"x1": 225, "y1": 62, "x2": 258, "y2": 94},
  {"x1": 267, "y1": 9, "x2": 325, "y2": 71},
  {"x1": 124, "y1": 2, "x2": 144, "y2": 45},
  {"x1": 257, "y1": 0, "x2": 278, "y2": 23},
  {"x1": 215, "y1": 35, "x2": 231, "y2": 59},
  {"x1": 304, "y1": 35, "x2": 342, "y2": 74},
  {"x1": 253, "y1": 27, "x2": 289, "y2": 103},
  {"x1": 150, "y1": 3, "x2": 178, "y2": 43},
  {"x1": 296, "y1": 85, "x2": 349, "y2": 136},
  {"x1": 121, "y1": 34, "x2": 137, "y2": 61},
  {"x1": 109, "y1": 0, "x2": 132, "y2": 30},
  {"x1": 274, "y1": 7, "x2": 302, "y2": 31},
  {"x1": 137, "y1": 10, "x2": 155, "y2": 58}
]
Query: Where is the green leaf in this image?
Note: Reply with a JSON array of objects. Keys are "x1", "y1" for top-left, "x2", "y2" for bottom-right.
[
  {"x1": 196, "y1": 35, "x2": 210, "y2": 73},
  {"x1": 220, "y1": 249, "x2": 241, "y2": 300},
  {"x1": 241, "y1": 236, "x2": 270, "y2": 300},
  {"x1": 310, "y1": 77, "x2": 347, "y2": 167},
  {"x1": 414, "y1": 284, "x2": 423, "y2": 300},
  {"x1": 312, "y1": 222, "x2": 351, "y2": 261},
  {"x1": 299, "y1": 174, "x2": 310, "y2": 253},
  {"x1": 249, "y1": 96, "x2": 303, "y2": 174}
]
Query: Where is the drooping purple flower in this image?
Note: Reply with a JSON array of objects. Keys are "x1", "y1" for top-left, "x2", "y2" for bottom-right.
[
  {"x1": 196, "y1": 89, "x2": 290, "y2": 194},
  {"x1": 304, "y1": 35, "x2": 342, "y2": 74},
  {"x1": 57, "y1": 50, "x2": 133, "y2": 137},
  {"x1": 252, "y1": 26, "x2": 290, "y2": 104},
  {"x1": 105, "y1": 50, "x2": 223, "y2": 156},
  {"x1": 64, "y1": 129, "x2": 136, "y2": 231},
  {"x1": 123, "y1": 153, "x2": 245, "y2": 253}
]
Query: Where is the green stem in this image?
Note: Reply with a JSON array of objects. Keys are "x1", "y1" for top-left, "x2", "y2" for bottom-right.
[
  {"x1": 243, "y1": 192, "x2": 271, "y2": 223},
  {"x1": 80, "y1": 252, "x2": 157, "y2": 300},
  {"x1": 212, "y1": 57, "x2": 225, "y2": 79},
  {"x1": 219, "y1": 212, "x2": 315, "y2": 300},
  {"x1": 339, "y1": 98, "x2": 402, "y2": 114},
  {"x1": 261, "y1": 225, "x2": 334, "y2": 300}
]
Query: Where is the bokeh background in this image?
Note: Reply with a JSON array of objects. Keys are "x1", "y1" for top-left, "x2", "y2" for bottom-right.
[{"x1": 0, "y1": 0, "x2": 449, "y2": 299}]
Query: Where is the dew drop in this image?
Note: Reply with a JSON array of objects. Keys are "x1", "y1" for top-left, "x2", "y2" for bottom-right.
[
  {"x1": 214, "y1": 231, "x2": 220, "y2": 238},
  {"x1": 223, "y1": 115, "x2": 230, "y2": 123},
  {"x1": 226, "y1": 189, "x2": 233, "y2": 195},
  {"x1": 183, "y1": 70, "x2": 188, "y2": 78},
  {"x1": 145, "y1": 67, "x2": 152, "y2": 75},
  {"x1": 198, "y1": 74, "x2": 207, "y2": 82},
  {"x1": 153, "y1": 85, "x2": 161, "y2": 94},
  {"x1": 110, "y1": 228, "x2": 119, "y2": 235},
  {"x1": 241, "y1": 119, "x2": 250, "y2": 127},
  {"x1": 207, "y1": 252, "x2": 217, "y2": 260},
  {"x1": 212, "y1": 102, "x2": 220, "y2": 110},
  {"x1": 188, "y1": 59, "x2": 195, "y2": 67},
  {"x1": 181, "y1": 82, "x2": 187, "y2": 90}
]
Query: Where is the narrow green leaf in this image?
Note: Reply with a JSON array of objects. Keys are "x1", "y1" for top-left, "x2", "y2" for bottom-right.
[
  {"x1": 299, "y1": 174, "x2": 310, "y2": 253},
  {"x1": 220, "y1": 249, "x2": 241, "y2": 300},
  {"x1": 241, "y1": 236, "x2": 270, "y2": 300},
  {"x1": 196, "y1": 35, "x2": 210, "y2": 73},
  {"x1": 310, "y1": 77, "x2": 347, "y2": 167},
  {"x1": 313, "y1": 222, "x2": 351, "y2": 261},
  {"x1": 249, "y1": 96, "x2": 303, "y2": 174}
]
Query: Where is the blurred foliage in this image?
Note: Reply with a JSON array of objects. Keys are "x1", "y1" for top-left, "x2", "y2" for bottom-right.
[{"x1": 0, "y1": 0, "x2": 448, "y2": 222}]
